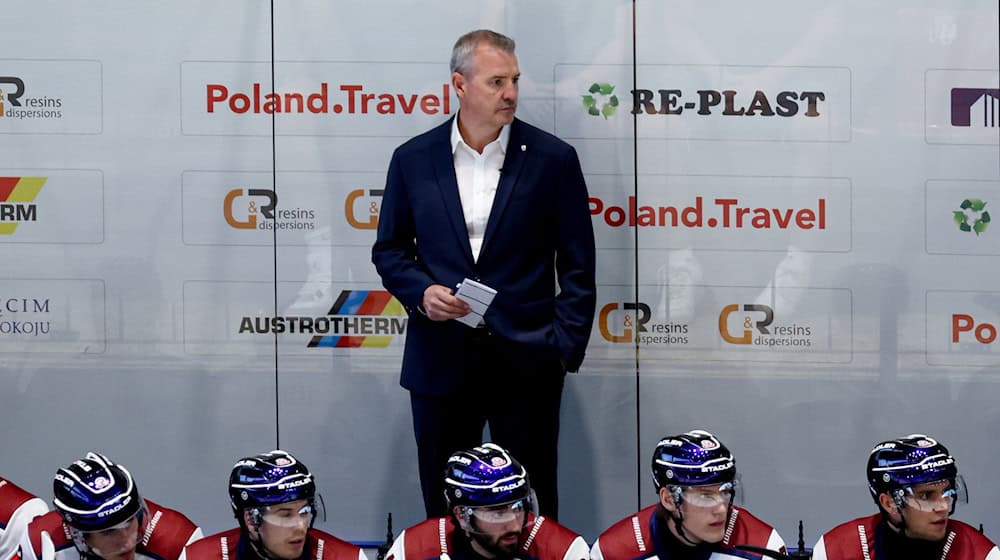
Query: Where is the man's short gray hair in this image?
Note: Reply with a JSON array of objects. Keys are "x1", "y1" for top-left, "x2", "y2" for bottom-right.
[{"x1": 450, "y1": 29, "x2": 516, "y2": 76}]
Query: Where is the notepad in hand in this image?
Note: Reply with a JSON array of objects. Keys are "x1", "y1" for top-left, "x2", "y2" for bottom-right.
[{"x1": 453, "y1": 278, "x2": 497, "y2": 328}]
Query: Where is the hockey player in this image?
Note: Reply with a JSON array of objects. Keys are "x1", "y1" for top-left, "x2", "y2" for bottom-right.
[
  {"x1": 812, "y1": 434, "x2": 998, "y2": 560},
  {"x1": 18, "y1": 453, "x2": 202, "y2": 560},
  {"x1": 385, "y1": 443, "x2": 588, "y2": 560},
  {"x1": 591, "y1": 430, "x2": 785, "y2": 560},
  {"x1": 184, "y1": 450, "x2": 364, "y2": 560},
  {"x1": 0, "y1": 477, "x2": 48, "y2": 560}
]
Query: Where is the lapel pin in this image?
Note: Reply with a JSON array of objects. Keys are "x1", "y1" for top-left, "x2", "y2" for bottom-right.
[{"x1": 521, "y1": 144, "x2": 526, "y2": 152}]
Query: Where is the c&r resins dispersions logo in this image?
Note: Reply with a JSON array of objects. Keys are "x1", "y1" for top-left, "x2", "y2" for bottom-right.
[
  {"x1": 0, "y1": 76, "x2": 61, "y2": 120},
  {"x1": 0, "y1": 61, "x2": 102, "y2": 134},
  {"x1": 598, "y1": 301, "x2": 689, "y2": 345},
  {"x1": 182, "y1": 171, "x2": 386, "y2": 247}
]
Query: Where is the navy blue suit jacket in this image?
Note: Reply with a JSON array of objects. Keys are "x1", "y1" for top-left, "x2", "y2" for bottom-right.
[{"x1": 372, "y1": 117, "x2": 596, "y2": 396}]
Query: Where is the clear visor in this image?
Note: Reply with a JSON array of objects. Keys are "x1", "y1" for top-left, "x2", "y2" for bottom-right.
[
  {"x1": 678, "y1": 479, "x2": 742, "y2": 509},
  {"x1": 901, "y1": 476, "x2": 968, "y2": 513},
  {"x1": 259, "y1": 496, "x2": 325, "y2": 528},
  {"x1": 467, "y1": 499, "x2": 535, "y2": 524},
  {"x1": 460, "y1": 491, "x2": 539, "y2": 532}
]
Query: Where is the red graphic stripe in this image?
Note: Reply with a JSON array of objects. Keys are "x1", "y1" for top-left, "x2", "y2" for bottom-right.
[
  {"x1": 336, "y1": 291, "x2": 392, "y2": 347},
  {"x1": 355, "y1": 291, "x2": 392, "y2": 315},
  {"x1": 336, "y1": 336, "x2": 364, "y2": 348},
  {"x1": 0, "y1": 177, "x2": 19, "y2": 202}
]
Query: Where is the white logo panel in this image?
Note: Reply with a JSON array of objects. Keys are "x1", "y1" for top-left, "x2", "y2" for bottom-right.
[
  {"x1": 183, "y1": 280, "x2": 406, "y2": 356},
  {"x1": 0, "y1": 170, "x2": 104, "y2": 244},
  {"x1": 181, "y1": 170, "x2": 384, "y2": 246},
  {"x1": 925, "y1": 180, "x2": 1000, "y2": 255},
  {"x1": 589, "y1": 175, "x2": 850, "y2": 252},
  {"x1": 926, "y1": 69, "x2": 1000, "y2": 145},
  {"x1": 592, "y1": 284, "x2": 852, "y2": 364},
  {"x1": 554, "y1": 64, "x2": 851, "y2": 142},
  {"x1": 181, "y1": 61, "x2": 453, "y2": 136},
  {"x1": 927, "y1": 290, "x2": 1000, "y2": 366},
  {"x1": 0, "y1": 60, "x2": 102, "y2": 134},
  {"x1": 0, "y1": 278, "x2": 105, "y2": 353}
]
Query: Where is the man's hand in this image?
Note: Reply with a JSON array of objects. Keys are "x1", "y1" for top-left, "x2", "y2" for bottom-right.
[{"x1": 422, "y1": 284, "x2": 472, "y2": 321}]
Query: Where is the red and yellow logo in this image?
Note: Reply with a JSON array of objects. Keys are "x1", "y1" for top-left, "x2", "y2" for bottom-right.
[
  {"x1": 0, "y1": 177, "x2": 46, "y2": 235},
  {"x1": 309, "y1": 290, "x2": 405, "y2": 348}
]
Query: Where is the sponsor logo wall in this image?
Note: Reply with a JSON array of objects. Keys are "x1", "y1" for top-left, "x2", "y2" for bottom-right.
[{"x1": 2, "y1": 0, "x2": 1000, "y2": 543}]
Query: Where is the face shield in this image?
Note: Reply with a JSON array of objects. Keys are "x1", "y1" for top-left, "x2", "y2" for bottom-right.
[
  {"x1": 676, "y1": 477, "x2": 742, "y2": 509},
  {"x1": 899, "y1": 476, "x2": 968, "y2": 514},
  {"x1": 457, "y1": 490, "x2": 539, "y2": 534},
  {"x1": 255, "y1": 495, "x2": 325, "y2": 529}
]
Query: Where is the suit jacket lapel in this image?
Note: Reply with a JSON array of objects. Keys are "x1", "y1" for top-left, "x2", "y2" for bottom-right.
[
  {"x1": 429, "y1": 129, "x2": 476, "y2": 266},
  {"x1": 480, "y1": 119, "x2": 528, "y2": 260}
]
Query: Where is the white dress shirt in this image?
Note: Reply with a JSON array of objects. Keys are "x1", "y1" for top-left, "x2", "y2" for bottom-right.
[{"x1": 450, "y1": 115, "x2": 510, "y2": 262}]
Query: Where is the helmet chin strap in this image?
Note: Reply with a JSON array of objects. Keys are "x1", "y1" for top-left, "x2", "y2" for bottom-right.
[
  {"x1": 668, "y1": 511, "x2": 701, "y2": 547},
  {"x1": 886, "y1": 491, "x2": 912, "y2": 537},
  {"x1": 247, "y1": 515, "x2": 296, "y2": 560},
  {"x1": 666, "y1": 488, "x2": 701, "y2": 547}
]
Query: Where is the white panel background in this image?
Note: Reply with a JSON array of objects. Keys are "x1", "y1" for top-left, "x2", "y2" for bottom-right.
[{"x1": 1, "y1": 0, "x2": 998, "y2": 549}]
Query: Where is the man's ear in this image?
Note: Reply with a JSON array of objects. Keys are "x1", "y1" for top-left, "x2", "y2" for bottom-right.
[
  {"x1": 658, "y1": 487, "x2": 677, "y2": 513},
  {"x1": 453, "y1": 505, "x2": 471, "y2": 531},
  {"x1": 243, "y1": 510, "x2": 258, "y2": 538},
  {"x1": 878, "y1": 492, "x2": 901, "y2": 520},
  {"x1": 451, "y1": 72, "x2": 466, "y2": 100}
]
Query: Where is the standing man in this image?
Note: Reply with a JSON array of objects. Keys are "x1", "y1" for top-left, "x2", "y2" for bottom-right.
[
  {"x1": 812, "y1": 434, "x2": 999, "y2": 559},
  {"x1": 372, "y1": 29, "x2": 596, "y2": 520}
]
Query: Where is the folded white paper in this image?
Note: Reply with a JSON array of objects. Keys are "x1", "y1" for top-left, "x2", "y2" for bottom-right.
[{"x1": 453, "y1": 278, "x2": 497, "y2": 328}]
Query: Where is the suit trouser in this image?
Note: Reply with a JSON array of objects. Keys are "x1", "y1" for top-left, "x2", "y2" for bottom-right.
[{"x1": 409, "y1": 329, "x2": 565, "y2": 520}]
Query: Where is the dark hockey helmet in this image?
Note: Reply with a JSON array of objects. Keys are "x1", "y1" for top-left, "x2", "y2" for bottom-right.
[
  {"x1": 651, "y1": 430, "x2": 737, "y2": 490},
  {"x1": 53, "y1": 452, "x2": 144, "y2": 533}
]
